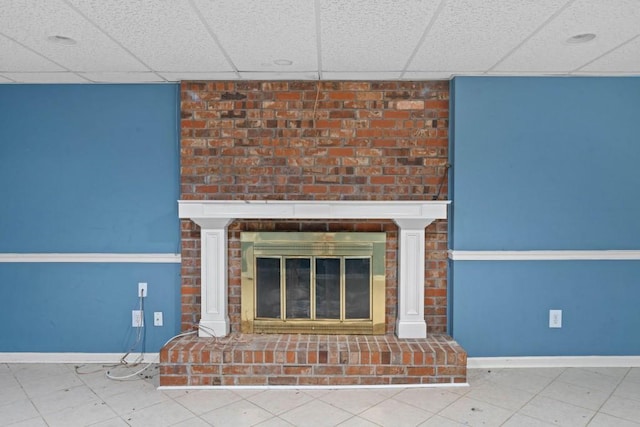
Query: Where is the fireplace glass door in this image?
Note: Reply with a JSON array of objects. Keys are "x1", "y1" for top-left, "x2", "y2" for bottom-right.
[
  {"x1": 242, "y1": 232, "x2": 385, "y2": 334},
  {"x1": 255, "y1": 256, "x2": 371, "y2": 323}
]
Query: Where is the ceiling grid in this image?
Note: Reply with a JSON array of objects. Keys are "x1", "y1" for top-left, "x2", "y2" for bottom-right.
[{"x1": 0, "y1": 0, "x2": 638, "y2": 83}]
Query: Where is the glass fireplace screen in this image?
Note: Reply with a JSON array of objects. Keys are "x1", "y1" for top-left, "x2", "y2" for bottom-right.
[{"x1": 241, "y1": 232, "x2": 386, "y2": 334}]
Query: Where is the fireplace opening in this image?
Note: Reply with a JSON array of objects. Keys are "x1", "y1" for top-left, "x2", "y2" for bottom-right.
[{"x1": 241, "y1": 232, "x2": 385, "y2": 334}]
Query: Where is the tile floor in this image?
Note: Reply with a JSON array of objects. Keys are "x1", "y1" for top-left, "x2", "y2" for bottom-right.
[{"x1": 1, "y1": 363, "x2": 639, "y2": 426}]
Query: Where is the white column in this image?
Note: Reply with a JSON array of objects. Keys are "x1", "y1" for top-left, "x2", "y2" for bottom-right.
[
  {"x1": 394, "y1": 218, "x2": 435, "y2": 339},
  {"x1": 198, "y1": 219, "x2": 232, "y2": 337}
]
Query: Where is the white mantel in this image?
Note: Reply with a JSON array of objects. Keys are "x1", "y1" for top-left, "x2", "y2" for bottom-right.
[{"x1": 178, "y1": 200, "x2": 450, "y2": 339}]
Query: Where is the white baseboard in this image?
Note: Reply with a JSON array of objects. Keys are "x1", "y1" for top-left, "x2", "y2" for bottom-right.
[
  {"x1": 468, "y1": 356, "x2": 640, "y2": 369},
  {"x1": 0, "y1": 353, "x2": 159, "y2": 364}
]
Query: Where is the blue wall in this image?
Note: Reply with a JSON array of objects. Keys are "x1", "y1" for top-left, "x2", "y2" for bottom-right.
[
  {"x1": 0, "y1": 84, "x2": 181, "y2": 352},
  {"x1": 450, "y1": 77, "x2": 640, "y2": 356}
]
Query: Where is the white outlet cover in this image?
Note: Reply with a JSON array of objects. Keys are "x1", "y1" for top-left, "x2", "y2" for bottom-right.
[
  {"x1": 154, "y1": 312, "x2": 163, "y2": 327},
  {"x1": 138, "y1": 282, "x2": 147, "y2": 297},
  {"x1": 549, "y1": 309, "x2": 562, "y2": 328},
  {"x1": 132, "y1": 310, "x2": 144, "y2": 327}
]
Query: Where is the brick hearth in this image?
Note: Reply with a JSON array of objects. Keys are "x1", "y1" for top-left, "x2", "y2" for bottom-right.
[{"x1": 160, "y1": 334, "x2": 466, "y2": 386}]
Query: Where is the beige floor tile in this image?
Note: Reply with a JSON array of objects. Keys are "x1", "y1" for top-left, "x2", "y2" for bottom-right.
[
  {"x1": 200, "y1": 399, "x2": 274, "y2": 427},
  {"x1": 418, "y1": 415, "x2": 466, "y2": 426},
  {"x1": 466, "y1": 368, "x2": 495, "y2": 387},
  {"x1": 587, "y1": 412, "x2": 640, "y2": 426},
  {"x1": 337, "y1": 415, "x2": 383, "y2": 426},
  {"x1": 19, "y1": 371, "x2": 84, "y2": 398},
  {"x1": 30, "y1": 385, "x2": 98, "y2": 415},
  {"x1": 359, "y1": 397, "x2": 434, "y2": 427},
  {"x1": 254, "y1": 416, "x2": 297, "y2": 427},
  {"x1": 557, "y1": 368, "x2": 623, "y2": 394},
  {"x1": 42, "y1": 399, "x2": 118, "y2": 427},
  {"x1": 88, "y1": 417, "x2": 131, "y2": 427},
  {"x1": 9, "y1": 363, "x2": 72, "y2": 379},
  {"x1": 318, "y1": 388, "x2": 389, "y2": 415},
  {"x1": 614, "y1": 379, "x2": 640, "y2": 402},
  {"x1": 0, "y1": 376, "x2": 28, "y2": 406},
  {"x1": 280, "y1": 399, "x2": 353, "y2": 427},
  {"x1": 501, "y1": 413, "x2": 556, "y2": 426},
  {"x1": 248, "y1": 389, "x2": 315, "y2": 415},
  {"x1": 600, "y1": 395, "x2": 640, "y2": 423},
  {"x1": 170, "y1": 416, "x2": 214, "y2": 427},
  {"x1": 626, "y1": 368, "x2": 640, "y2": 384},
  {"x1": 101, "y1": 385, "x2": 170, "y2": 415},
  {"x1": 483, "y1": 368, "x2": 557, "y2": 394},
  {"x1": 437, "y1": 396, "x2": 514, "y2": 426},
  {"x1": 122, "y1": 400, "x2": 195, "y2": 427},
  {"x1": 0, "y1": 398, "x2": 40, "y2": 426},
  {"x1": 540, "y1": 379, "x2": 612, "y2": 411},
  {"x1": 519, "y1": 395, "x2": 595, "y2": 426},
  {"x1": 581, "y1": 367, "x2": 630, "y2": 379},
  {"x1": 394, "y1": 387, "x2": 462, "y2": 413},
  {"x1": 3, "y1": 417, "x2": 49, "y2": 427},
  {"x1": 174, "y1": 389, "x2": 242, "y2": 415},
  {"x1": 466, "y1": 382, "x2": 536, "y2": 410},
  {"x1": 519, "y1": 368, "x2": 567, "y2": 379}
]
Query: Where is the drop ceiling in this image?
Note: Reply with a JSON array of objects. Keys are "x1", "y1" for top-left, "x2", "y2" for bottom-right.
[{"x1": 1, "y1": 0, "x2": 639, "y2": 83}]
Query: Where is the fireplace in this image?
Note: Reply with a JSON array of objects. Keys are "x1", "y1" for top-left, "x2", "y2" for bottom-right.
[
  {"x1": 162, "y1": 81, "x2": 467, "y2": 387},
  {"x1": 163, "y1": 199, "x2": 468, "y2": 387},
  {"x1": 241, "y1": 232, "x2": 386, "y2": 334}
]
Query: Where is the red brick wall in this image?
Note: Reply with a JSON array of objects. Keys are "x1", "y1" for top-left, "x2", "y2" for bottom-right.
[{"x1": 180, "y1": 81, "x2": 449, "y2": 334}]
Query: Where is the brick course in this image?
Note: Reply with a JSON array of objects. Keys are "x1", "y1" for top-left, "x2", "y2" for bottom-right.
[{"x1": 180, "y1": 80, "x2": 449, "y2": 334}]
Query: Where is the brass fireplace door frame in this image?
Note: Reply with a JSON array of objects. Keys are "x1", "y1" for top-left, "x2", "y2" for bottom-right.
[{"x1": 241, "y1": 232, "x2": 386, "y2": 334}]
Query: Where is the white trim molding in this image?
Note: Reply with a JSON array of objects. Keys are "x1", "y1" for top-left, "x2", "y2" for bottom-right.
[
  {"x1": 468, "y1": 356, "x2": 640, "y2": 369},
  {"x1": 0, "y1": 253, "x2": 181, "y2": 263},
  {"x1": 0, "y1": 352, "x2": 159, "y2": 364},
  {"x1": 448, "y1": 250, "x2": 640, "y2": 261},
  {"x1": 179, "y1": 200, "x2": 451, "y2": 339}
]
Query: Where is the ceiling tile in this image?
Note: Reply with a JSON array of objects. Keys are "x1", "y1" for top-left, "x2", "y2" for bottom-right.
[
  {"x1": 68, "y1": 0, "x2": 233, "y2": 72},
  {"x1": 322, "y1": 71, "x2": 402, "y2": 80},
  {"x1": 402, "y1": 71, "x2": 454, "y2": 80},
  {"x1": 580, "y1": 36, "x2": 640, "y2": 72},
  {"x1": 1, "y1": 72, "x2": 90, "y2": 83},
  {"x1": 0, "y1": 0, "x2": 148, "y2": 72},
  {"x1": 0, "y1": 34, "x2": 64, "y2": 72},
  {"x1": 193, "y1": 0, "x2": 317, "y2": 72},
  {"x1": 495, "y1": 0, "x2": 640, "y2": 72},
  {"x1": 408, "y1": 0, "x2": 568, "y2": 72},
  {"x1": 80, "y1": 72, "x2": 167, "y2": 83},
  {"x1": 159, "y1": 72, "x2": 239, "y2": 82},
  {"x1": 486, "y1": 71, "x2": 568, "y2": 76},
  {"x1": 239, "y1": 71, "x2": 319, "y2": 80},
  {"x1": 319, "y1": 0, "x2": 439, "y2": 71}
]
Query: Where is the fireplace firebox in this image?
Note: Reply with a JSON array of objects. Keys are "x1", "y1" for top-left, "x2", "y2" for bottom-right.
[{"x1": 241, "y1": 232, "x2": 386, "y2": 334}]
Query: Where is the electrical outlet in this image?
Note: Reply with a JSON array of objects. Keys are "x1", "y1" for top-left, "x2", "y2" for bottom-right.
[
  {"x1": 549, "y1": 309, "x2": 562, "y2": 328},
  {"x1": 138, "y1": 282, "x2": 147, "y2": 298},
  {"x1": 154, "y1": 312, "x2": 163, "y2": 326},
  {"x1": 132, "y1": 310, "x2": 144, "y2": 327}
]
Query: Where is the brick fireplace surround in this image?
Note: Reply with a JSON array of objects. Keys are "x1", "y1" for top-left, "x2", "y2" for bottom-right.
[{"x1": 159, "y1": 81, "x2": 467, "y2": 386}]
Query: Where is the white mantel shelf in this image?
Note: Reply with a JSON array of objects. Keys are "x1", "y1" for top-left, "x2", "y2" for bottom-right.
[
  {"x1": 179, "y1": 200, "x2": 449, "y2": 224},
  {"x1": 178, "y1": 200, "x2": 451, "y2": 339}
]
